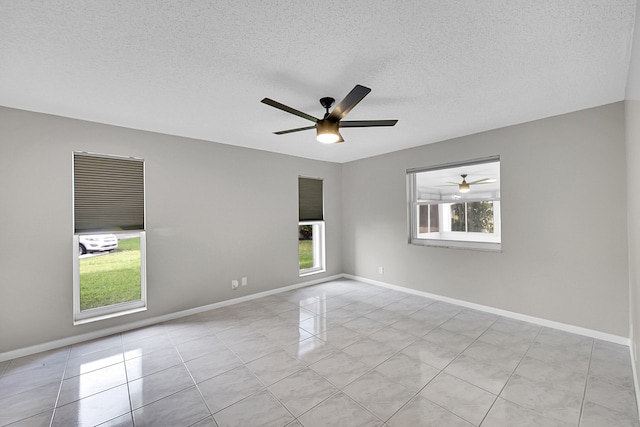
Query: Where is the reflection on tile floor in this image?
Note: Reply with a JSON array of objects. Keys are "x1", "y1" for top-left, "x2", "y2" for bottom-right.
[{"x1": 1, "y1": 279, "x2": 638, "y2": 426}]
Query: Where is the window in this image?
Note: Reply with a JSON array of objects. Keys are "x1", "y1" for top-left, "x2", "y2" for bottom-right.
[
  {"x1": 72, "y1": 152, "x2": 147, "y2": 324},
  {"x1": 298, "y1": 177, "x2": 325, "y2": 275},
  {"x1": 408, "y1": 156, "x2": 501, "y2": 251}
]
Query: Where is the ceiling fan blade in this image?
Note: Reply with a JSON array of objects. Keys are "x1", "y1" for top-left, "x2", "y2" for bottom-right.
[
  {"x1": 261, "y1": 98, "x2": 318, "y2": 123},
  {"x1": 467, "y1": 178, "x2": 497, "y2": 185},
  {"x1": 436, "y1": 183, "x2": 460, "y2": 187},
  {"x1": 274, "y1": 125, "x2": 316, "y2": 135},
  {"x1": 339, "y1": 120, "x2": 398, "y2": 128},
  {"x1": 327, "y1": 85, "x2": 371, "y2": 121}
]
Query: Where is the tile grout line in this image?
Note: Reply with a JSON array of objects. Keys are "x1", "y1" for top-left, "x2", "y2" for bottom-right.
[
  {"x1": 122, "y1": 331, "x2": 137, "y2": 426},
  {"x1": 191, "y1": 312, "x2": 317, "y2": 424},
  {"x1": 577, "y1": 339, "x2": 596, "y2": 426},
  {"x1": 476, "y1": 322, "x2": 545, "y2": 426},
  {"x1": 47, "y1": 347, "x2": 72, "y2": 427},
  {"x1": 454, "y1": 315, "x2": 503, "y2": 427},
  {"x1": 334, "y1": 305, "x2": 491, "y2": 425},
  {"x1": 265, "y1": 292, "x2": 409, "y2": 424},
  {"x1": 181, "y1": 320, "x2": 235, "y2": 425},
  {"x1": 408, "y1": 313, "x2": 501, "y2": 426},
  {"x1": 112, "y1": 335, "x2": 132, "y2": 426}
]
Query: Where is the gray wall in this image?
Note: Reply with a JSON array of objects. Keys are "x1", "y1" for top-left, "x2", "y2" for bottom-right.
[
  {"x1": 342, "y1": 103, "x2": 629, "y2": 336},
  {"x1": 0, "y1": 101, "x2": 632, "y2": 354},
  {"x1": 0, "y1": 107, "x2": 342, "y2": 353},
  {"x1": 626, "y1": 0, "x2": 640, "y2": 382},
  {"x1": 628, "y1": 100, "x2": 640, "y2": 367}
]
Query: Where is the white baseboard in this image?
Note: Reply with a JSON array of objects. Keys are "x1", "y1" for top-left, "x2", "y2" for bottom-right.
[
  {"x1": 0, "y1": 273, "x2": 630, "y2": 362},
  {"x1": 344, "y1": 274, "x2": 630, "y2": 346},
  {"x1": 3, "y1": 273, "x2": 638, "y2": 421},
  {"x1": 0, "y1": 274, "x2": 342, "y2": 362}
]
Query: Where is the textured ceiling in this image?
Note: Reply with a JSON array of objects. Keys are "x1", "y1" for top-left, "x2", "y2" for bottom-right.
[{"x1": 0, "y1": 1, "x2": 637, "y2": 163}]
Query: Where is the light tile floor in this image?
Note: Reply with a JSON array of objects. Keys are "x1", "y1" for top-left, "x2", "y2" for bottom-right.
[{"x1": 1, "y1": 279, "x2": 639, "y2": 426}]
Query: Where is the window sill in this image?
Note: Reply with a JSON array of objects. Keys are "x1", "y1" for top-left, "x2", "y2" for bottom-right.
[
  {"x1": 299, "y1": 268, "x2": 326, "y2": 277},
  {"x1": 73, "y1": 305, "x2": 147, "y2": 326},
  {"x1": 410, "y1": 238, "x2": 501, "y2": 252}
]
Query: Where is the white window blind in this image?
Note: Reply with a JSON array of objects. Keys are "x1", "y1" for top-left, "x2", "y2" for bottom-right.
[{"x1": 73, "y1": 152, "x2": 145, "y2": 233}]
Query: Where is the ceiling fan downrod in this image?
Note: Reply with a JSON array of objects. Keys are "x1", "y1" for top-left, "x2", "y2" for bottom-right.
[{"x1": 319, "y1": 97, "x2": 335, "y2": 118}]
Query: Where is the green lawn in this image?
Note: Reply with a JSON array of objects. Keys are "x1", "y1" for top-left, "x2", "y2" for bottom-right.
[
  {"x1": 80, "y1": 237, "x2": 312, "y2": 310},
  {"x1": 299, "y1": 239, "x2": 314, "y2": 269},
  {"x1": 79, "y1": 237, "x2": 141, "y2": 311}
]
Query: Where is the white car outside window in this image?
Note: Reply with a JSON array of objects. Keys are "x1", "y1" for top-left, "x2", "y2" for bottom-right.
[{"x1": 78, "y1": 234, "x2": 118, "y2": 255}]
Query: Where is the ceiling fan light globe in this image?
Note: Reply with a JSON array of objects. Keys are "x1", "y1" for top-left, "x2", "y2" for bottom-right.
[
  {"x1": 316, "y1": 120, "x2": 340, "y2": 144},
  {"x1": 459, "y1": 183, "x2": 470, "y2": 193},
  {"x1": 317, "y1": 132, "x2": 341, "y2": 144}
]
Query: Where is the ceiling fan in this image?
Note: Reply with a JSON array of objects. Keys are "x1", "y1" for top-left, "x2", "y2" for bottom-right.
[
  {"x1": 440, "y1": 174, "x2": 496, "y2": 193},
  {"x1": 261, "y1": 84, "x2": 398, "y2": 144}
]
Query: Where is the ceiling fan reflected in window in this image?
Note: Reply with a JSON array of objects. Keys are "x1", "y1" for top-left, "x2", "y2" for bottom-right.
[
  {"x1": 440, "y1": 174, "x2": 497, "y2": 193},
  {"x1": 261, "y1": 84, "x2": 398, "y2": 144}
]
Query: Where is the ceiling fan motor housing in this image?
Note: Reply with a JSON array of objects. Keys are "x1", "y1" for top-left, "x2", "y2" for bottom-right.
[{"x1": 319, "y1": 97, "x2": 335, "y2": 111}]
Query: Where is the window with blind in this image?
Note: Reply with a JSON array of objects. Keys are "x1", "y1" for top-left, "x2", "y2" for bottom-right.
[
  {"x1": 298, "y1": 177, "x2": 325, "y2": 275},
  {"x1": 72, "y1": 152, "x2": 147, "y2": 324},
  {"x1": 408, "y1": 157, "x2": 501, "y2": 251}
]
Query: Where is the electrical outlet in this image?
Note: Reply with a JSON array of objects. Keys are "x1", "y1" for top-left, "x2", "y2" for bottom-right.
[
  {"x1": 378, "y1": 266, "x2": 384, "y2": 275},
  {"x1": 232, "y1": 279, "x2": 239, "y2": 289},
  {"x1": 241, "y1": 277, "x2": 247, "y2": 286}
]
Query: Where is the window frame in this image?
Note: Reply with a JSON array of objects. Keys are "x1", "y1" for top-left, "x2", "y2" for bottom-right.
[
  {"x1": 298, "y1": 176, "x2": 326, "y2": 276},
  {"x1": 408, "y1": 156, "x2": 501, "y2": 252},
  {"x1": 299, "y1": 220, "x2": 326, "y2": 276},
  {"x1": 72, "y1": 151, "x2": 147, "y2": 324},
  {"x1": 72, "y1": 231, "x2": 147, "y2": 324}
]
